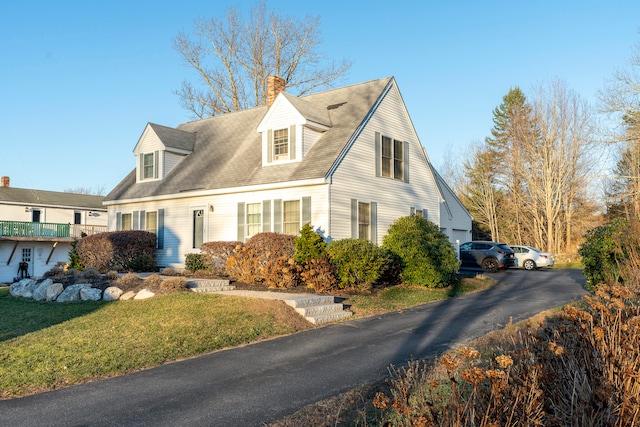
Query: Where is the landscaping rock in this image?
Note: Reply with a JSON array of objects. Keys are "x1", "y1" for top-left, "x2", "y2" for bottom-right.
[
  {"x1": 56, "y1": 284, "x2": 91, "y2": 303},
  {"x1": 103, "y1": 286, "x2": 124, "y2": 301},
  {"x1": 10, "y1": 279, "x2": 37, "y2": 298},
  {"x1": 80, "y1": 288, "x2": 103, "y2": 301},
  {"x1": 32, "y1": 279, "x2": 54, "y2": 301},
  {"x1": 45, "y1": 283, "x2": 64, "y2": 301},
  {"x1": 134, "y1": 288, "x2": 155, "y2": 300},
  {"x1": 120, "y1": 291, "x2": 136, "y2": 301}
]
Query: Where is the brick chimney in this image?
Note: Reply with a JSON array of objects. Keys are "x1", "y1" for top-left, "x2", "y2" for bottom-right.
[
  {"x1": 1, "y1": 176, "x2": 9, "y2": 187},
  {"x1": 267, "y1": 75, "x2": 286, "y2": 107}
]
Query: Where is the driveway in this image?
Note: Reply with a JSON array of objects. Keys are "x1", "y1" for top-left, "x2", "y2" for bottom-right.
[{"x1": 0, "y1": 269, "x2": 587, "y2": 426}]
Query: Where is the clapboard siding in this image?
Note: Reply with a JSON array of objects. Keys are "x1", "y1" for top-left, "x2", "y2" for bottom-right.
[
  {"x1": 164, "y1": 152, "x2": 184, "y2": 176},
  {"x1": 329, "y1": 84, "x2": 441, "y2": 245}
]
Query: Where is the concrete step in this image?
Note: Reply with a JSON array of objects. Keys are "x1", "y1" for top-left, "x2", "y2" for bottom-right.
[
  {"x1": 188, "y1": 279, "x2": 236, "y2": 292},
  {"x1": 306, "y1": 311, "x2": 353, "y2": 325},
  {"x1": 294, "y1": 303, "x2": 347, "y2": 317},
  {"x1": 283, "y1": 295, "x2": 335, "y2": 308}
]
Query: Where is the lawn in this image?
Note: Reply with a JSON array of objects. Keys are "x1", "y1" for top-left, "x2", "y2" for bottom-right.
[{"x1": 0, "y1": 275, "x2": 493, "y2": 399}]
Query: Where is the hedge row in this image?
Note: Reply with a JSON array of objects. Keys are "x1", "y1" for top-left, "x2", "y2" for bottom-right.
[{"x1": 75, "y1": 231, "x2": 157, "y2": 272}]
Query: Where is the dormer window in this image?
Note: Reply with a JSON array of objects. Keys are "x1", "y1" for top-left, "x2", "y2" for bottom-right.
[
  {"x1": 273, "y1": 128, "x2": 289, "y2": 161},
  {"x1": 139, "y1": 151, "x2": 159, "y2": 181}
]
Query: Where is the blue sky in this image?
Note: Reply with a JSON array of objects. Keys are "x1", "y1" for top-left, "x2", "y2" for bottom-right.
[{"x1": 1, "y1": 1, "x2": 638, "y2": 193}]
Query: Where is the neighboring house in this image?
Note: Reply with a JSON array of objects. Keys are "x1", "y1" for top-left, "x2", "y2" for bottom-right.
[
  {"x1": 104, "y1": 76, "x2": 472, "y2": 270},
  {"x1": 0, "y1": 176, "x2": 107, "y2": 282}
]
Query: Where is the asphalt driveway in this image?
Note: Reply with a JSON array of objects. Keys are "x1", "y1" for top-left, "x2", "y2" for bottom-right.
[{"x1": 0, "y1": 268, "x2": 587, "y2": 426}]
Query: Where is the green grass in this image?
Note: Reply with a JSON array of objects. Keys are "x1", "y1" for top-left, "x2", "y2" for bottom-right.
[
  {"x1": 0, "y1": 274, "x2": 494, "y2": 399},
  {"x1": 0, "y1": 288, "x2": 309, "y2": 398},
  {"x1": 345, "y1": 276, "x2": 494, "y2": 317}
]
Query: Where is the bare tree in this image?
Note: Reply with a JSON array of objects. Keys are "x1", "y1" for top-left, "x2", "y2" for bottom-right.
[
  {"x1": 173, "y1": 1, "x2": 352, "y2": 118},
  {"x1": 64, "y1": 186, "x2": 107, "y2": 196}
]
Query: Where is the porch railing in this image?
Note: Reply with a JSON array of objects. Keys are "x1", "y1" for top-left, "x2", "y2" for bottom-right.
[{"x1": 0, "y1": 221, "x2": 107, "y2": 239}]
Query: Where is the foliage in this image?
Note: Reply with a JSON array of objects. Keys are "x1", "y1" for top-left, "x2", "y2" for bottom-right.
[
  {"x1": 68, "y1": 239, "x2": 83, "y2": 270},
  {"x1": 382, "y1": 215, "x2": 459, "y2": 288},
  {"x1": 579, "y1": 218, "x2": 626, "y2": 291},
  {"x1": 76, "y1": 231, "x2": 157, "y2": 272},
  {"x1": 372, "y1": 283, "x2": 640, "y2": 426},
  {"x1": 226, "y1": 233, "x2": 299, "y2": 288},
  {"x1": 172, "y1": 0, "x2": 351, "y2": 118},
  {"x1": 299, "y1": 257, "x2": 338, "y2": 292},
  {"x1": 326, "y1": 239, "x2": 392, "y2": 292},
  {"x1": 185, "y1": 253, "x2": 207, "y2": 272},
  {"x1": 200, "y1": 241, "x2": 241, "y2": 275},
  {"x1": 159, "y1": 277, "x2": 190, "y2": 293},
  {"x1": 293, "y1": 224, "x2": 327, "y2": 266}
]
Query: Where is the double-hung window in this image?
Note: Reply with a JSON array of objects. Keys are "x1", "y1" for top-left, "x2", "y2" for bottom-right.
[
  {"x1": 283, "y1": 200, "x2": 301, "y2": 235},
  {"x1": 139, "y1": 151, "x2": 159, "y2": 181},
  {"x1": 246, "y1": 203, "x2": 261, "y2": 237},
  {"x1": 273, "y1": 128, "x2": 289, "y2": 161},
  {"x1": 351, "y1": 199, "x2": 377, "y2": 243},
  {"x1": 377, "y1": 132, "x2": 407, "y2": 182},
  {"x1": 358, "y1": 202, "x2": 370, "y2": 240},
  {"x1": 146, "y1": 211, "x2": 157, "y2": 234},
  {"x1": 121, "y1": 213, "x2": 132, "y2": 230}
]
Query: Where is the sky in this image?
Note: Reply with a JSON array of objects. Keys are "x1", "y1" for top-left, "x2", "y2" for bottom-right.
[{"x1": 1, "y1": 0, "x2": 639, "y2": 194}]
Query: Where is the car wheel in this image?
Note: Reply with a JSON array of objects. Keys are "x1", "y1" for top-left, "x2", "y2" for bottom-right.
[
  {"x1": 523, "y1": 259, "x2": 536, "y2": 271},
  {"x1": 481, "y1": 258, "x2": 499, "y2": 273}
]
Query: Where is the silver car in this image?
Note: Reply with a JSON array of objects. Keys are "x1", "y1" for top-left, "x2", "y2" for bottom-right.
[{"x1": 510, "y1": 245, "x2": 555, "y2": 270}]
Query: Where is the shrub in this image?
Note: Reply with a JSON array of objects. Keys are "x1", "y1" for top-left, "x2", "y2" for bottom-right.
[
  {"x1": 579, "y1": 218, "x2": 626, "y2": 291},
  {"x1": 200, "y1": 241, "x2": 241, "y2": 275},
  {"x1": 226, "y1": 233, "x2": 299, "y2": 287},
  {"x1": 300, "y1": 257, "x2": 338, "y2": 292},
  {"x1": 160, "y1": 267, "x2": 178, "y2": 276},
  {"x1": 113, "y1": 272, "x2": 144, "y2": 292},
  {"x1": 159, "y1": 277, "x2": 189, "y2": 293},
  {"x1": 76, "y1": 231, "x2": 156, "y2": 272},
  {"x1": 142, "y1": 274, "x2": 164, "y2": 289},
  {"x1": 185, "y1": 253, "x2": 207, "y2": 272},
  {"x1": 294, "y1": 224, "x2": 327, "y2": 266},
  {"x1": 82, "y1": 267, "x2": 101, "y2": 280},
  {"x1": 383, "y1": 215, "x2": 460, "y2": 288},
  {"x1": 68, "y1": 239, "x2": 83, "y2": 270},
  {"x1": 129, "y1": 254, "x2": 156, "y2": 272},
  {"x1": 326, "y1": 239, "x2": 392, "y2": 292},
  {"x1": 106, "y1": 270, "x2": 120, "y2": 281}
]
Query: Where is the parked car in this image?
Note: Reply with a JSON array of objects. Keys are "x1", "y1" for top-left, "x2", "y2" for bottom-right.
[
  {"x1": 509, "y1": 245, "x2": 555, "y2": 270},
  {"x1": 458, "y1": 241, "x2": 516, "y2": 273}
]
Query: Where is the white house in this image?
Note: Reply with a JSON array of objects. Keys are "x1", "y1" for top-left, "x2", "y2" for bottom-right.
[
  {"x1": 104, "y1": 76, "x2": 472, "y2": 270},
  {"x1": 0, "y1": 176, "x2": 107, "y2": 282}
]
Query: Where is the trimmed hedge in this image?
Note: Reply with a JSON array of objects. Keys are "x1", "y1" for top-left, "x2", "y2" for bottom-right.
[
  {"x1": 76, "y1": 231, "x2": 157, "y2": 272},
  {"x1": 327, "y1": 239, "x2": 393, "y2": 292}
]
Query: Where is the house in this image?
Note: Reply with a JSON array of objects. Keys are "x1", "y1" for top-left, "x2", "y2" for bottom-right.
[
  {"x1": 103, "y1": 76, "x2": 472, "y2": 270},
  {"x1": 0, "y1": 176, "x2": 107, "y2": 282}
]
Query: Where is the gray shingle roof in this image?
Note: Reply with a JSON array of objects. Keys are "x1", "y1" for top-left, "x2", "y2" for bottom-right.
[
  {"x1": 105, "y1": 77, "x2": 393, "y2": 202},
  {"x1": 147, "y1": 123, "x2": 195, "y2": 152},
  {"x1": 0, "y1": 187, "x2": 106, "y2": 209}
]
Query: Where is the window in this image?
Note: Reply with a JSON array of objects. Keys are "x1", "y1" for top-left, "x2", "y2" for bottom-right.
[
  {"x1": 246, "y1": 203, "x2": 261, "y2": 237},
  {"x1": 121, "y1": 213, "x2": 132, "y2": 230},
  {"x1": 273, "y1": 128, "x2": 289, "y2": 161},
  {"x1": 143, "y1": 153, "x2": 155, "y2": 179},
  {"x1": 358, "y1": 202, "x2": 370, "y2": 240},
  {"x1": 146, "y1": 211, "x2": 157, "y2": 234},
  {"x1": 32, "y1": 209, "x2": 41, "y2": 223},
  {"x1": 74, "y1": 212, "x2": 81, "y2": 224},
  {"x1": 377, "y1": 132, "x2": 406, "y2": 181},
  {"x1": 193, "y1": 209, "x2": 204, "y2": 249},
  {"x1": 283, "y1": 200, "x2": 300, "y2": 235}
]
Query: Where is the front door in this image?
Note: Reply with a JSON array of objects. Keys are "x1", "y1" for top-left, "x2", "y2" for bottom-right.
[{"x1": 21, "y1": 247, "x2": 33, "y2": 278}]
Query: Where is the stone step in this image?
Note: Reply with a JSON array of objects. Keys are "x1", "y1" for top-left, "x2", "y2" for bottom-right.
[
  {"x1": 283, "y1": 295, "x2": 335, "y2": 308},
  {"x1": 294, "y1": 303, "x2": 347, "y2": 317},
  {"x1": 306, "y1": 311, "x2": 353, "y2": 325},
  {"x1": 188, "y1": 279, "x2": 235, "y2": 292}
]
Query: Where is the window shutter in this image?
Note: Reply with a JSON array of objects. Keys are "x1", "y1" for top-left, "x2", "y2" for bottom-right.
[
  {"x1": 262, "y1": 200, "x2": 271, "y2": 232},
  {"x1": 138, "y1": 154, "x2": 144, "y2": 181},
  {"x1": 132, "y1": 211, "x2": 139, "y2": 230},
  {"x1": 140, "y1": 210, "x2": 146, "y2": 230},
  {"x1": 351, "y1": 199, "x2": 358, "y2": 239},
  {"x1": 375, "y1": 132, "x2": 381, "y2": 177},
  {"x1": 403, "y1": 141, "x2": 409, "y2": 183},
  {"x1": 289, "y1": 125, "x2": 296, "y2": 160},
  {"x1": 157, "y1": 209, "x2": 164, "y2": 249},
  {"x1": 154, "y1": 151, "x2": 159, "y2": 179},
  {"x1": 237, "y1": 202, "x2": 245, "y2": 242},
  {"x1": 267, "y1": 129, "x2": 273, "y2": 163},
  {"x1": 273, "y1": 199, "x2": 282, "y2": 233},
  {"x1": 370, "y1": 202, "x2": 377, "y2": 244},
  {"x1": 301, "y1": 197, "x2": 311, "y2": 225},
  {"x1": 116, "y1": 212, "x2": 122, "y2": 230}
]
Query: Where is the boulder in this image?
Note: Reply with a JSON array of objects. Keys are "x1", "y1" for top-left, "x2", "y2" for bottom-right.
[
  {"x1": 120, "y1": 291, "x2": 136, "y2": 301},
  {"x1": 133, "y1": 288, "x2": 155, "y2": 300},
  {"x1": 80, "y1": 288, "x2": 102, "y2": 301},
  {"x1": 103, "y1": 286, "x2": 124, "y2": 301},
  {"x1": 32, "y1": 279, "x2": 54, "y2": 301},
  {"x1": 10, "y1": 279, "x2": 37, "y2": 298},
  {"x1": 56, "y1": 284, "x2": 91, "y2": 303},
  {"x1": 45, "y1": 283, "x2": 64, "y2": 301}
]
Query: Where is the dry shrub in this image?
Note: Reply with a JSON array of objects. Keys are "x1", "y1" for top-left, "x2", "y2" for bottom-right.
[
  {"x1": 82, "y1": 267, "x2": 101, "y2": 280},
  {"x1": 159, "y1": 277, "x2": 189, "y2": 294},
  {"x1": 300, "y1": 258, "x2": 337, "y2": 292},
  {"x1": 226, "y1": 233, "x2": 299, "y2": 288},
  {"x1": 106, "y1": 270, "x2": 120, "y2": 281},
  {"x1": 161, "y1": 267, "x2": 177, "y2": 276},
  {"x1": 143, "y1": 274, "x2": 163, "y2": 289},
  {"x1": 373, "y1": 284, "x2": 640, "y2": 426},
  {"x1": 200, "y1": 241, "x2": 240, "y2": 275},
  {"x1": 113, "y1": 273, "x2": 144, "y2": 292}
]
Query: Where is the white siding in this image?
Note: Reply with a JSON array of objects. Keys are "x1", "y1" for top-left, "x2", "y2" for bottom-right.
[
  {"x1": 0, "y1": 241, "x2": 72, "y2": 282},
  {"x1": 328, "y1": 84, "x2": 442, "y2": 245},
  {"x1": 302, "y1": 126, "x2": 322, "y2": 157},
  {"x1": 107, "y1": 184, "x2": 329, "y2": 269},
  {"x1": 164, "y1": 152, "x2": 185, "y2": 176}
]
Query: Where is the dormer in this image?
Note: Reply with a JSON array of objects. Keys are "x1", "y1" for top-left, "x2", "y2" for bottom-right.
[
  {"x1": 133, "y1": 123, "x2": 195, "y2": 183},
  {"x1": 257, "y1": 91, "x2": 331, "y2": 166}
]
